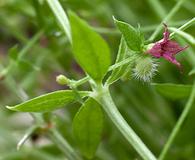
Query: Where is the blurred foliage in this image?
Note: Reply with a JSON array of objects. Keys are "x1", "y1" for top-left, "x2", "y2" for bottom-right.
[{"x1": 0, "y1": 0, "x2": 195, "y2": 159}]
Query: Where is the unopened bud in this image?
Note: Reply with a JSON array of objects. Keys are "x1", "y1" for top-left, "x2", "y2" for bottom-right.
[{"x1": 56, "y1": 74, "x2": 70, "y2": 85}]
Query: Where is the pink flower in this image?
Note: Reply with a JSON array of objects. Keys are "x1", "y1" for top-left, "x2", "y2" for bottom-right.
[{"x1": 147, "y1": 24, "x2": 188, "y2": 68}]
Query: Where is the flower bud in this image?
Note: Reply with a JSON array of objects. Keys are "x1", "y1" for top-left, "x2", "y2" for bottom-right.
[
  {"x1": 56, "y1": 74, "x2": 70, "y2": 85},
  {"x1": 133, "y1": 56, "x2": 158, "y2": 82}
]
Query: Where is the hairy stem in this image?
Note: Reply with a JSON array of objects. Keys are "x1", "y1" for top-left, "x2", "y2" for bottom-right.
[
  {"x1": 159, "y1": 81, "x2": 195, "y2": 160},
  {"x1": 94, "y1": 85, "x2": 157, "y2": 160}
]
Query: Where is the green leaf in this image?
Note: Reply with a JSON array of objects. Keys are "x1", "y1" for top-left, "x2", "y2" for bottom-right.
[
  {"x1": 152, "y1": 83, "x2": 192, "y2": 99},
  {"x1": 114, "y1": 17, "x2": 144, "y2": 51},
  {"x1": 73, "y1": 98, "x2": 103, "y2": 159},
  {"x1": 69, "y1": 11, "x2": 111, "y2": 82},
  {"x1": 46, "y1": 0, "x2": 72, "y2": 42},
  {"x1": 7, "y1": 90, "x2": 89, "y2": 112},
  {"x1": 106, "y1": 37, "x2": 130, "y2": 84}
]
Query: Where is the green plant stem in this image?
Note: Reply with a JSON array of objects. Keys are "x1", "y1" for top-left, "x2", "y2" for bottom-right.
[
  {"x1": 31, "y1": 113, "x2": 83, "y2": 160},
  {"x1": 175, "y1": 0, "x2": 195, "y2": 14},
  {"x1": 147, "y1": 0, "x2": 166, "y2": 20},
  {"x1": 169, "y1": 27, "x2": 195, "y2": 44},
  {"x1": 93, "y1": 27, "x2": 120, "y2": 35},
  {"x1": 18, "y1": 30, "x2": 43, "y2": 60},
  {"x1": 48, "y1": 128, "x2": 83, "y2": 160},
  {"x1": 17, "y1": 125, "x2": 39, "y2": 150},
  {"x1": 64, "y1": 19, "x2": 187, "y2": 37},
  {"x1": 158, "y1": 81, "x2": 195, "y2": 160},
  {"x1": 73, "y1": 76, "x2": 90, "y2": 87},
  {"x1": 71, "y1": 56, "x2": 136, "y2": 87},
  {"x1": 50, "y1": 20, "x2": 188, "y2": 37},
  {"x1": 108, "y1": 56, "x2": 135, "y2": 71},
  {"x1": 142, "y1": 20, "x2": 187, "y2": 32},
  {"x1": 0, "y1": 16, "x2": 28, "y2": 44},
  {"x1": 148, "y1": 0, "x2": 187, "y2": 42},
  {"x1": 0, "y1": 30, "x2": 43, "y2": 78},
  {"x1": 170, "y1": 17, "x2": 195, "y2": 38},
  {"x1": 94, "y1": 85, "x2": 157, "y2": 160}
]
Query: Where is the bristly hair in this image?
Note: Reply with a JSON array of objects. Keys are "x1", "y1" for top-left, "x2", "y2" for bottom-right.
[{"x1": 133, "y1": 57, "x2": 158, "y2": 82}]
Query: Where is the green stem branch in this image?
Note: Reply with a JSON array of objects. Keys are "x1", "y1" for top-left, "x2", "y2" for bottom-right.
[
  {"x1": 108, "y1": 56, "x2": 135, "y2": 71},
  {"x1": 71, "y1": 56, "x2": 135, "y2": 87},
  {"x1": 159, "y1": 81, "x2": 195, "y2": 160},
  {"x1": 94, "y1": 85, "x2": 157, "y2": 160}
]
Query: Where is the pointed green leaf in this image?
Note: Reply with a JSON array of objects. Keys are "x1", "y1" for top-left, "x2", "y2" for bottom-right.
[
  {"x1": 7, "y1": 90, "x2": 89, "y2": 112},
  {"x1": 107, "y1": 37, "x2": 130, "y2": 84},
  {"x1": 114, "y1": 17, "x2": 144, "y2": 51},
  {"x1": 73, "y1": 98, "x2": 103, "y2": 159},
  {"x1": 69, "y1": 12, "x2": 111, "y2": 82},
  {"x1": 152, "y1": 83, "x2": 192, "y2": 99}
]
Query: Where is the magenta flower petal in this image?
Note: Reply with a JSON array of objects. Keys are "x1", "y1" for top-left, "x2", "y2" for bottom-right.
[
  {"x1": 163, "y1": 52, "x2": 181, "y2": 67},
  {"x1": 148, "y1": 42, "x2": 162, "y2": 58},
  {"x1": 146, "y1": 24, "x2": 188, "y2": 68},
  {"x1": 163, "y1": 40, "x2": 188, "y2": 55}
]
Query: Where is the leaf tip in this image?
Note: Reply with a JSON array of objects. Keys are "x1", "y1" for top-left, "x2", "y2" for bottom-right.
[{"x1": 6, "y1": 105, "x2": 15, "y2": 111}]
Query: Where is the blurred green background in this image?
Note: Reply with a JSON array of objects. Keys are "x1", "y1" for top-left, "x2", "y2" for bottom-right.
[{"x1": 0, "y1": 0, "x2": 195, "y2": 159}]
